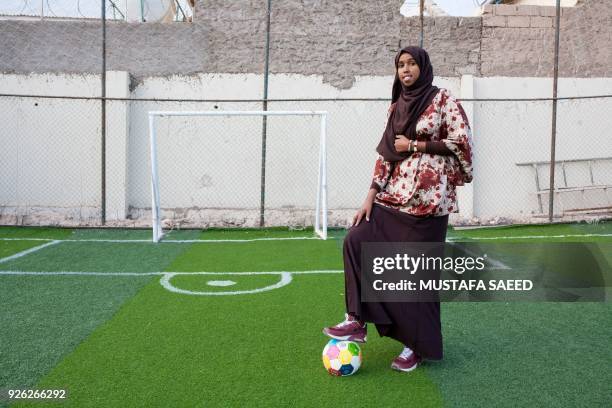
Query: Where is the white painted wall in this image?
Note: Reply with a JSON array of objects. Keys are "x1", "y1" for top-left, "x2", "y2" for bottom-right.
[
  {"x1": 1, "y1": 72, "x2": 610, "y2": 226},
  {"x1": 473, "y1": 76, "x2": 612, "y2": 219},
  {"x1": 125, "y1": 73, "x2": 461, "y2": 226},
  {"x1": 0, "y1": 73, "x2": 101, "y2": 224}
]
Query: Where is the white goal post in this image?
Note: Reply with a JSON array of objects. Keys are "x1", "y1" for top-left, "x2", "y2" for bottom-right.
[{"x1": 148, "y1": 110, "x2": 328, "y2": 242}]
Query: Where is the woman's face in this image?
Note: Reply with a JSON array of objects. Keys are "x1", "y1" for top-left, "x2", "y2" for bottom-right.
[{"x1": 397, "y1": 53, "x2": 420, "y2": 87}]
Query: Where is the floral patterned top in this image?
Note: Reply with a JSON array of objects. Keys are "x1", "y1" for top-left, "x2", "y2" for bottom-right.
[{"x1": 370, "y1": 88, "x2": 474, "y2": 217}]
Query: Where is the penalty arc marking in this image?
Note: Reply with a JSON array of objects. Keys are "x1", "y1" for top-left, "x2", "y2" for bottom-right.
[{"x1": 159, "y1": 272, "x2": 294, "y2": 296}]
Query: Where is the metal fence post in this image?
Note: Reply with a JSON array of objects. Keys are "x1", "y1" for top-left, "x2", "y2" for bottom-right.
[
  {"x1": 101, "y1": 0, "x2": 107, "y2": 225},
  {"x1": 419, "y1": 0, "x2": 424, "y2": 48},
  {"x1": 548, "y1": 0, "x2": 561, "y2": 223},
  {"x1": 260, "y1": 0, "x2": 272, "y2": 227}
]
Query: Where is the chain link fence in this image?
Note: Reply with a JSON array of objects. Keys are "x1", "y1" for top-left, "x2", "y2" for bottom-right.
[
  {"x1": 0, "y1": 95, "x2": 102, "y2": 225},
  {"x1": 1, "y1": 1, "x2": 610, "y2": 228},
  {"x1": 471, "y1": 96, "x2": 612, "y2": 223},
  {"x1": 1, "y1": 1, "x2": 192, "y2": 22},
  {"x1": 1, "y1": 93, "x2": 610, "y2": 228}
]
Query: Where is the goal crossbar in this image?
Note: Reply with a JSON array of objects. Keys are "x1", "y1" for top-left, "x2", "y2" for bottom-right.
[{"x1": 148, "y1": 110, "x2": 328, "y2": 242}]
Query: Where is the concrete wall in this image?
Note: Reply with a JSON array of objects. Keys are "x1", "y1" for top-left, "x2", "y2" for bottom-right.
[
  {"x1": 1, "y1": 71, "x2": 610, "y2": 227},
  {"x1": 0, "y1": 0, "x2": 610, "y2": 227},
  {"x1": 507, "y1": 0, "x2": 578, "y2": 6},
  {"x1": 1, "y1": 1, "x2": 609, "y2": 85},
  {"x1": 472, "y1": 76, "x2": 612, "y2": 220},
  {"x1": 0, "y1": 20, "x2": 209, "y2": 81},
  {"x1": 0, "y1": 71, "x2": 459, "y2": 227},
  {"x1": 0, "y1": 74, "x2": 101, "y2": 224},
  {"x1": 481, "y1": 0, "x2": 611, "y2": 77}
]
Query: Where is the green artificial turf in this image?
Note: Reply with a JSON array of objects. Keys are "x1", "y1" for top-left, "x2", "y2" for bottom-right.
[
  {"x1": 168, "y1": 240, "x2": 342, "y2": 272},
  {"x1": 197, "y1": 226, "x2": 320, "y2": 240},
  {"x1": 1, "y1": 223, "x2": 611, "y2": 407},
  {"x1": 169, "y1": 273, "x2": 290, "y2": 293},
  {"x1": 0, "y1": 275, "x2": 153, "y2": 408},
  {"x1": 450, "y1": 220, "x2": 612, "y2": 241},
  {"x1": 0, "y1": 240, "x2": 52, "y2": 259},
  {"x1": 431, "y1": 302, "x2": 612, "y2": 407},
  {"x1": 0, "y1": 227, "x2": 73, "y2": 240},
  {"x1": 13, "y1": 275, "x2": 443, "y2": 408},
  {"x1": 0, "y1": 242, "x2": 192, "y2": 272}
]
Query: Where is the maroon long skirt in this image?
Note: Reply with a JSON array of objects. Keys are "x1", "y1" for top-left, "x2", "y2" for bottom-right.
[{"x1": 343, "y1": 203, "x2": 448, "y2": 360}]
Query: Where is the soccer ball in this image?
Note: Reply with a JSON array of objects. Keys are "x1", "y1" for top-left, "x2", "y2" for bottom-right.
[{"x1": 322, "y1": 339, "x2": 362, "y2": 376}]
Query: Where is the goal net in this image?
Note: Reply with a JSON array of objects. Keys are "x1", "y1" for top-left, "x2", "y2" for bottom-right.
[{"x1": 147, "y1": 110, "x2": 328, "y2": 242}]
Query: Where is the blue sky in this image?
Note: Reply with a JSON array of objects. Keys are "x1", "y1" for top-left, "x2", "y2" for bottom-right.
[
  {"x1": 436, "y1": 0, "x2": 486, "y2": 16},
  {"x1": 2, "y1": 1, "x2": 190, "y2": 19},
  {"x1": 2, "y1": 1, "x2": 484, "y2": 19}
]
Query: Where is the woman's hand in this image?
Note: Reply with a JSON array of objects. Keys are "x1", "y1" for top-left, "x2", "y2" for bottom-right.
[
  {"x1": 352, "y1": 189, "x2": 377, "y2": 227},
  {"x1": 352, "y1": 202, "x2": 372, "y2": 227},
  {"x1": 394, "y1": 135, "x2": 411, "y2": 153}
]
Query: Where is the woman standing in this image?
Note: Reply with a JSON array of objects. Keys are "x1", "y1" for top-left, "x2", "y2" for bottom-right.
[{"x1": 323, "y1": 46, "x2": 473, "y2": 372}]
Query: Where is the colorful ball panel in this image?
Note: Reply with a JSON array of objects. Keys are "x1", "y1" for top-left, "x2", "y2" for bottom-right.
[
  {"x1": 325, "y1": 345, "x2": 340, "y2": 359},
  {"x1": 340, "y1": 364, "x2": 354, "y2": 376},
  {"x1": 350, "y1": 355, "x2": 361, "y2": 370},
  {"x1": 322, "y1": 339, "x2": 363, "y2": 377},
  {"x1": 330, "y1": 358, "x2": 341, "y2": 371},
  {"x1": 339, "y1": 349, "x2": 352, "y2": 365},
  {"x1": 328, "y1": 368, "x2": 341, "y2": 376},
  {"x1": 323, "y1": 355, "x2": 331, "y2": 370},
  {"x1": 348, "y1": 342, "x2": 360, "y2": 356}
]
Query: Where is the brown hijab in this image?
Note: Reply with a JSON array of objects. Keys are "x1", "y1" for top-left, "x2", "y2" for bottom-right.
[{"x1": 376, "y1": 46, "x2": 439, "y2": 162}]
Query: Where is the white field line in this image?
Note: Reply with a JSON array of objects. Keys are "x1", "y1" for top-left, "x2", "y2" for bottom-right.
[
  {"x1": 206, "y1": 280, "x2": 237, "y2": 287},
  {"x1": 0, "y1": 271, "x2": 162, "y2": 276},
  {"x1": 0, "y1": 238, "x2": 57, "y2": 241},
  {"x1": 0, "y1": 237, "x2": 322, "y2": 243},
  {"x1": 448, "y1": 242, "x2": 511, "y2": 270},
  {"x1": 0, "y1": 233, "x2": 610, "y2": 244},
  {"x1": 0, "y1": 240, "x2": 61, "y2": 264},
  {"x1": 0, "y1": 269, "x2": 343, "y2": 296},
  {"x1": 447, "y1": 233, "x2": 612, "y2": 241},
  {"x1": 0, "y1": 270, "x2": 343, "y2": 276}
]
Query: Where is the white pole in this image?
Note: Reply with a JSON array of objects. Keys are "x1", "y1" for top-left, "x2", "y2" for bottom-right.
[
  {"x1": 40, "y1": 0, "x2": 44, "y2": 20},
  {"x1": 321, "y1": 114, "x2": 328, "y2": 240},
  {"x1": 315, "y1": 126, "x2": 322, "y2": 238},
  {"x1": 149, "y1": 114, "x2": 162, "y2": 242}
]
